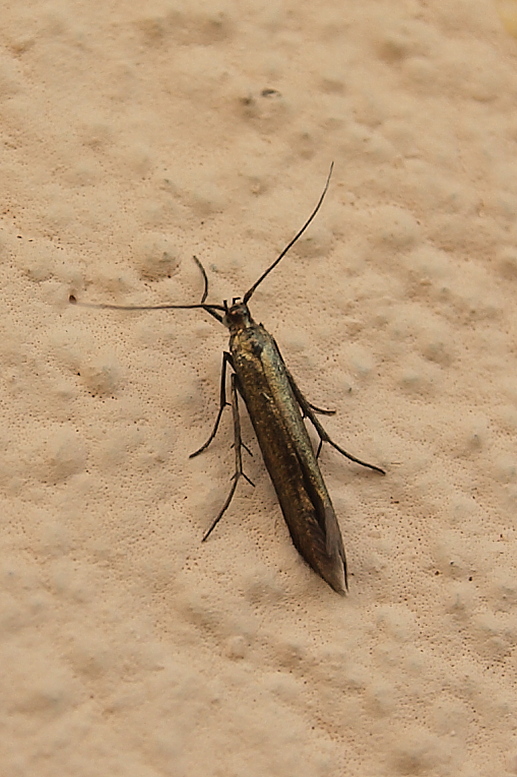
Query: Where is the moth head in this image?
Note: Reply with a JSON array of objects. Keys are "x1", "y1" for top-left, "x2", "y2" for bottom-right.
[{"x1": 223, "y1": 299, "x2": 254, "y2": 333}]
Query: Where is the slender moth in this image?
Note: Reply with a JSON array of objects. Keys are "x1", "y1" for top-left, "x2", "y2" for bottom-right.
[{"x1": 71, "y1": 165, "x2": 385, "y2": 594}]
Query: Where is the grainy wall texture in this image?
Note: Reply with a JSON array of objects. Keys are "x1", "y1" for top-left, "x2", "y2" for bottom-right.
[{"x1": 1, "y1": 2, "x2": 517, "y2": 775}]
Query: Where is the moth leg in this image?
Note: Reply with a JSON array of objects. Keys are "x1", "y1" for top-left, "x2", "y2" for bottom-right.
[
  {"x1": 270, "y1": 334, "x2": 335, "y2": 417},
  {"x1": 286, "y1": 368, "x2": 385, "y2": 475},
  {"x1": 306, "y1": 401, "x2": 335, "y2": 416},
  {"x1": 202, "y1": 373, "x2": 254, "y2": 542},
  {"x1": 190, "y1": 351, "x2": 234, "y2": 458}
]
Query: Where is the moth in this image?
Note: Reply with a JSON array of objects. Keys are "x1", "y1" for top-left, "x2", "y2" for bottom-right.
[{"x1": 71, "y1": 165, "x2": 384, "y2": 594}]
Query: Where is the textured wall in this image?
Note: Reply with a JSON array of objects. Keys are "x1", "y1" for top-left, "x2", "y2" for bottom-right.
[{"x1": 1, "y1": 2, "x2": 516, "y2": 775}]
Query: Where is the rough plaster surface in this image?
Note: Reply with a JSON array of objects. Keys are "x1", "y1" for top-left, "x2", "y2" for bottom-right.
[{"x1": 1, "y1": 1, "x2": 517, "y2": 775}]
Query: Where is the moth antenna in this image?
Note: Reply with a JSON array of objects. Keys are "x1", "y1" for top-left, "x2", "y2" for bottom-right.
[
  {"x1": 69, "y1": 298, "x2": 224, "y2": 318},
  {"x1": 193, "y1": 255, "x2": 209, "y2": 303},
  {"x1": 243, "y1": 162, "x2": 334, "y2": 304},
  {"x1": 69, "y1": 256, "x2": 224, "y2": 322}
]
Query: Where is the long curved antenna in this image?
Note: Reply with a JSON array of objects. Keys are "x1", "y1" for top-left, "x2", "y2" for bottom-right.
[
  {"x1": 69, "y1": 297, "x2": 225, "y2": 321},
  {"x1": 193, "y1": 255, "x2": 209, "y2": 303},
  {"x1": 243, "y1": 162, "x2": 334, "y2": 304},
  {"x1": 69, "y1": 256, "x2": 225, "y2": 322}
]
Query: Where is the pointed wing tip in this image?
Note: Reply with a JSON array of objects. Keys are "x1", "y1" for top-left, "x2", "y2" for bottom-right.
[{"x1": 323, "y1": 563, "x2": 348, "y2": 595}]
